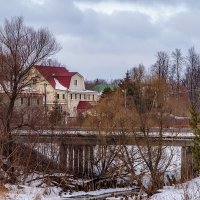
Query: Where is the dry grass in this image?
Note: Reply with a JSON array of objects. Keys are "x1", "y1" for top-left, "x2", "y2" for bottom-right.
[
  {"x1": 0, "y1": 184, "x2": 9, "y2": 197},
  {"x1": 33, "y1": 193, "x2": 42, "y2": 200}
]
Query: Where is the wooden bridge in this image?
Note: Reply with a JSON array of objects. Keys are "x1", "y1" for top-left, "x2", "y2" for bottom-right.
[{"x1": 13, "y1": 128, "x2": 195, "y2": 180}]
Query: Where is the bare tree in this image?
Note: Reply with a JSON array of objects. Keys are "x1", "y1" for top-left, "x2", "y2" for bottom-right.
[
  {"x1": 185, "y1": 47, "x2": 200, "y2": 105},
  {"x1": 152, "y1": 51, "x2": 170, "y2": 81},
  {"x1": 84, "y1": 75, "x2": 175, "y2": 195},
  {"x1": 130, "y1": 64, "x2": 145, "y2": 83},
  {"x1": 171, "y1": 48, "x2": 184, "y2": 93},
  {"x1": 41, "y1": 58, "x2": 65, "y2": 67},
  {"x1": 120, "y1": 77, "x2": 174, "y2": 196},
  {"x1": 0, "y1": 16, "x2": 60, "y2": 182}
]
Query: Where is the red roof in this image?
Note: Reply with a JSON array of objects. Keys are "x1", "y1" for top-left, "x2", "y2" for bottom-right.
[
  {"x1": 77, "y1": 101, "x2": 92, "y2": 110},
  {"x1": 34, "y1": 65, "x2": 76, "y2": 89}
]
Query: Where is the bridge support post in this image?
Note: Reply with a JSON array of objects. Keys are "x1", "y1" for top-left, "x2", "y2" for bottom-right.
[
  {"x1": 78, "y1": 146, "x2": 83, "y2": 175},
  {"x1": 59, "y1": 143, "x2": 67, "y2": 170},
  {"x1": 68, "y1": 144, "x2": 74, "y2": 173},
  {"x1": 60, "y1": 144, "x2": 94, "y2": 177},
  {"x1": 181, "y1": 146, "x2": 194, "y2": 181},
  {"x1": 74, "y1": 145, "x2": 79, "y2": 175},
  {"x1": 84, "y1": 145, "x2": 89, "y2": 177},
  {"x1": 89, "y1": 145, "x2": 94, "y2": 176}
]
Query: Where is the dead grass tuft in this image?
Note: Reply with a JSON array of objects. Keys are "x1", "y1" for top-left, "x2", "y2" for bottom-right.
[{"x1": 0, "y1": 184, "x2": 9, "y2": 196}]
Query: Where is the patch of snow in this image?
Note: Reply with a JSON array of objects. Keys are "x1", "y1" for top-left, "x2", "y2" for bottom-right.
[
  {"x1": 54, "y1": 78, "x2": 67, "y2": 91},
  {"x1": 151, "y1": 176, "x2": 200, "y2": 200},
  {"x1": 2, "y1": 183, "x2": 136, "y2": 200},
  {"x1": 169, "y1": 114, "x2": 189, "y2": 120},
  {"x1": 61, "y1": 187, "x2": 133, "y2": 198},
  {"x1": 1, "y1": 184, "x2": 61, "y2": 200},
  {"x1": 22, "y1": 86, "x2": 41, "y2": 93}
]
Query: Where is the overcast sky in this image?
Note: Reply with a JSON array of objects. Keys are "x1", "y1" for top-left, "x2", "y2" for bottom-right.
[{"x1": 0, "y1": 0, "x2": 200, "y2": 80}]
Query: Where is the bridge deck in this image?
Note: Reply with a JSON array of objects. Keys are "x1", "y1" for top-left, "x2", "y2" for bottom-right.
[{"x1": 13, "y1": 130, "x2": 194, "y2": 147}]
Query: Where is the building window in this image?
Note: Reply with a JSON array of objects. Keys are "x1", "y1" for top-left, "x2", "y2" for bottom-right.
[
  {"x1": 93, "y1": 95, "x2": 95, "y2": 100},
  {"x1": 84, "y1": 94, "x2": 86, "y2": 99},
  {"x1": 32, "y1": 77, "x2": 37, "y2": 84},
  {"x1": 21, "y1": 98, "x2": 23, "y2": 105},
  {"x1": 80, "y1": 94, "x2": 81, "y2": 99},
  {"x1": 57, "y1": 93, "x2": 59, "y2": 99},
  {"x1": 74, "y1": 80, "x2": 78, "y2": 86},
  {"x1": 28, "y1": 97, "x2": 30, "y2": 106},
  {"x1": 71, "y1": 94, "x2": 73, "y2": 99},
  {"x1": 57, "y1": 105, "x2": 62, "y2": 113},
  {"x1": 37, "y1": 99, "x2": 40, "y2": 105},
  {"x1": 63, "y1": 94, "x2": 65, "y2": 99},
  {"x1": 88, "y1": 95, "x2": 90, "y2": 100},
  {"x1": 75, "y1": 94, "x2": 77, "y2": 99}
]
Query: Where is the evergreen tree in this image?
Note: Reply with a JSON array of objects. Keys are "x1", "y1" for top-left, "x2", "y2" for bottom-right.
[
  {"x1": 119, "y1": 70, "x2": 133, "y2": 95},
  {"x1": 101, "y1": 87, "x2": 113, "y2": 99},
  {"x1": 190, "y1": 104, "x2": 200, "y2": 172},
  {"x1": 119, "y1": 69, "x2": 144, "y2": 112}
]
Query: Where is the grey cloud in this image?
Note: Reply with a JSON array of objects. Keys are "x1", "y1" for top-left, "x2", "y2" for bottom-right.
[
  {"x1": 166, "y1": 10, "x2": 200, "y2": 39},
  {"x1": 74, "y1": 0, "x2": 198, "y2": 6},
  {"x1": 0, "y1": 0, "x2": 27, "y2": 23},
  {"x1": 73, "y1": 0, "x2": 182, "y2": 7}
]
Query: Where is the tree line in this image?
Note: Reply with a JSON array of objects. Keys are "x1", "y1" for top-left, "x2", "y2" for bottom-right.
[{"x1": 152, "y1": 48, "x2": 200, "y2": 107}]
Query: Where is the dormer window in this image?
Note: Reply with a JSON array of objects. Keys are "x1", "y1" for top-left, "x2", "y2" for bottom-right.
[
  {"x1": 32, "y1": 76, "x2": 40, "y2": 84},
  {"x1": 74, "y1": 80, "x2": 78, "y2": 86},
  {"x1": 32, "y1": 77, "x2": 37, "y2": 84}
]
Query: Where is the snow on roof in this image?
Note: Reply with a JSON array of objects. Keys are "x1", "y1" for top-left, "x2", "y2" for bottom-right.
[
  {"x1": 54, "y1": 78, "x2": 67, "y2": 91},
  {"x1": 68, "y1": 89, "x2": 97, "y2": 94},
  {"x1": 22, "y1": 86, "x2": 41, "y2": 93},
  {"x1": 0, "y1": 85, "x2": 42, "y2": 95}
]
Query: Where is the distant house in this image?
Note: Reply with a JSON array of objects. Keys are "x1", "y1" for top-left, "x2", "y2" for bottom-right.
[{"x1": 29, "y1": 65, "x2": 98, "y2": 118}]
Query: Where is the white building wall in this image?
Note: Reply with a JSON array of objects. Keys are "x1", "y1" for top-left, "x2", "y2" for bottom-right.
[
  {"x1": 67, "y1": 92, "x2": 99, "y2": 117},
  {"x1": 69, "y1": 74, "x2": 85, "y2": 90}
]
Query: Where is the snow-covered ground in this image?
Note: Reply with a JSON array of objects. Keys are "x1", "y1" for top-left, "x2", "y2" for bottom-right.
[
  {"x1": 151, "y1": 176, "x2": 200, "y2": 200},
  {"x1": 0, "y1": 184, "x2": 138, "y2": 200},
  {"x1": 2, "y1": 176, "x2": 200, "y2": 200},
  {"x1": 0, "y1": 184, "x2": 61, "y2": 200}
]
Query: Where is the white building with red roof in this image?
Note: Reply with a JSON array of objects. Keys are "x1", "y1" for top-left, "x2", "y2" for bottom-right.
[{"x1": 30, "y1": 65, "x2": 98, "y2": 118}]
